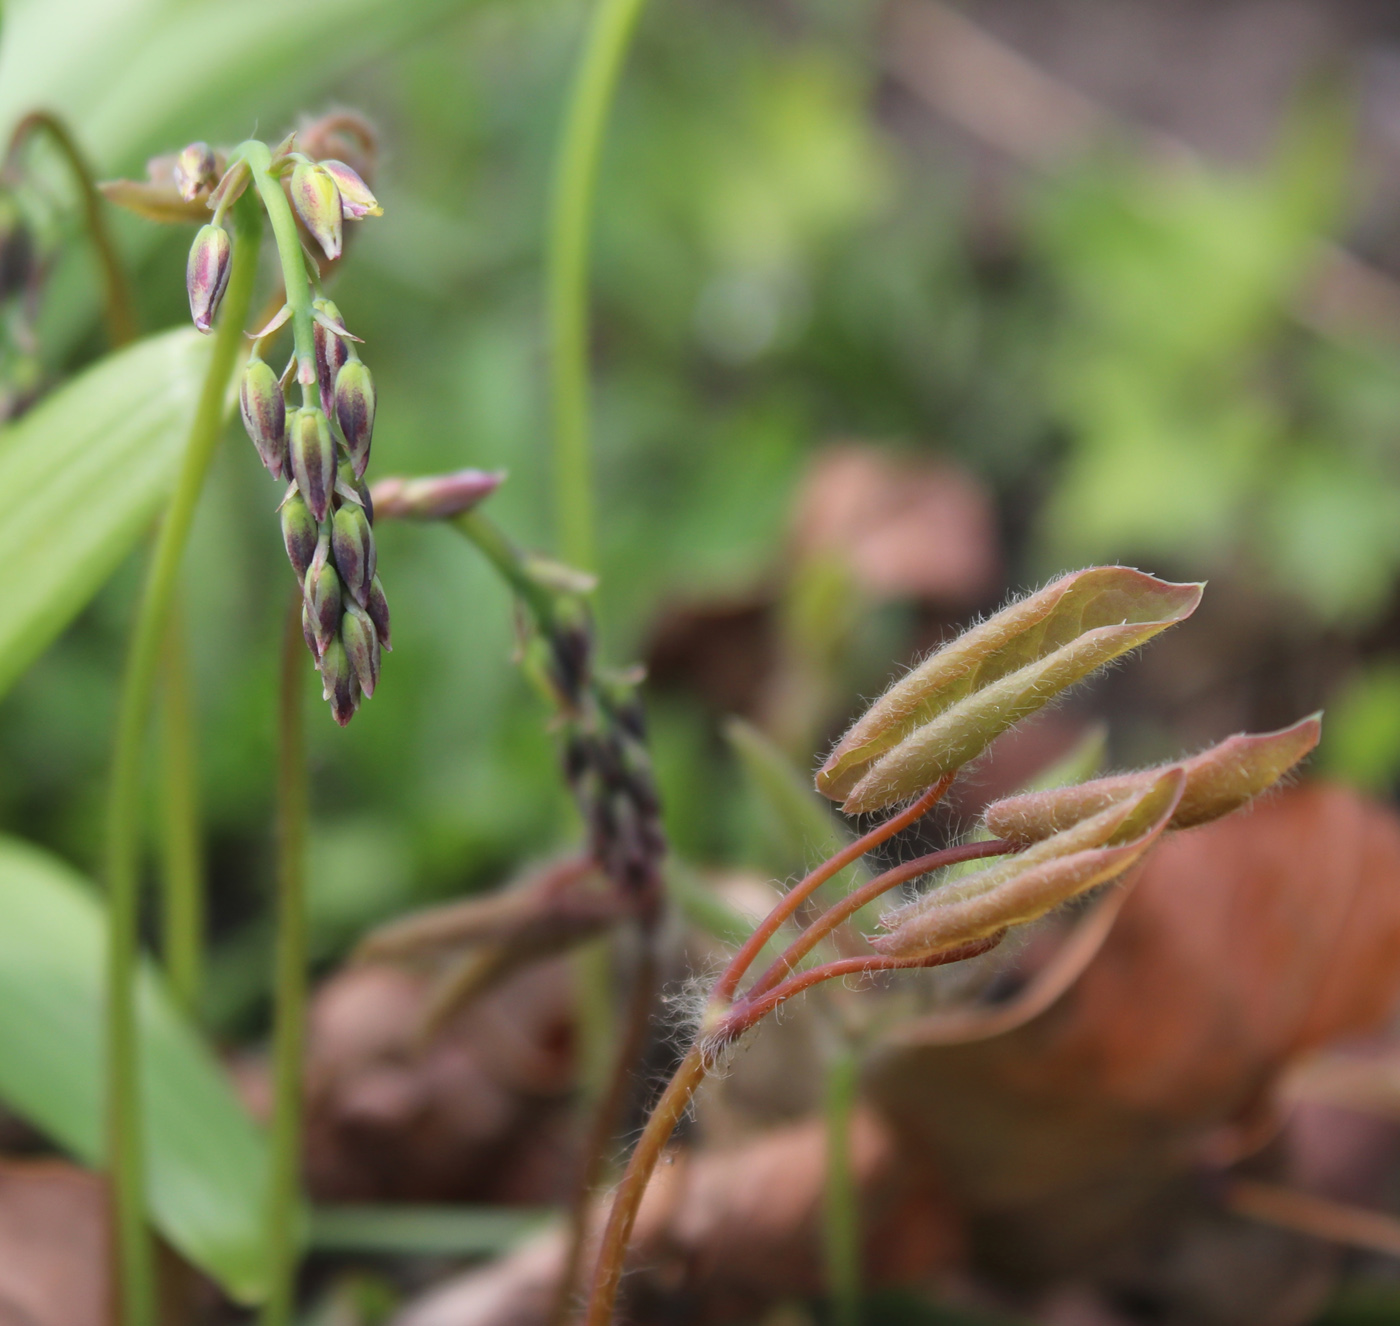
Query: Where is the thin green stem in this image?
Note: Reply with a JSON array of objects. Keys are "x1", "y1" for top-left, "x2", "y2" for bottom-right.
[
  {"x1": 262, "y1": 592, "x2": 310, "y2": 1326},
  {"x1": 243, "y1": 141, "x2": 318, "y2": 407},
  {"x1": 824, "y1": 1042, "x2": 861, "y2": 1326},
  {"x1": 453, "y1": 509, "x2": 560, "y2": 628},
  {"x1": 157, "y1": 606, "x2": 204, "y2": 1016},
  {"x1": 548, "y1": 0, "x2": 650, "y2": 572},
  {"x1": 104, "y1": 203, "x2": 260, "y2": 1326},
  {"x1": 7, "y1": 110, "x2": 137, "y2": 347}
]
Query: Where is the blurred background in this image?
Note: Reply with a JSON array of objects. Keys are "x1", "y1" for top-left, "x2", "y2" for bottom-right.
[{"x1": 7, "y1": 0, "x2": 1400, "y2": 1321}]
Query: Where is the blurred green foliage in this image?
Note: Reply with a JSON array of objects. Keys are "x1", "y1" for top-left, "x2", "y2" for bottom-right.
[{"x1": 4, "y1": 0, "x2": 1400, "y2": 1041}]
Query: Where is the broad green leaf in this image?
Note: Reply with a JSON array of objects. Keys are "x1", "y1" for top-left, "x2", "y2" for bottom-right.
[
  {"x1": 0, "y1": 835, "x2": 273, "y2": 1302},
  {"x1": 817, "y1": 568, "x2": 1202, "y2": 813},
  {"x1": 0, "y1": 328, "x2": 210, "y2": 702}
]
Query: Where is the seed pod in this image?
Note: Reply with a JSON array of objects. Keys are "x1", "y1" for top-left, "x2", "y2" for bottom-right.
[
  {"x1": 366, "y1": 575, "x2": 391, "y2": 650},
  {"x1": 321, "y1": 160, "x2": 382, "y2": 219},
  {"x1": 370, "y1": 469, "x2": 503, "y2": 521},
  {"x1": 186, "y1": 224, "x2": 231, "y2": 334},
  {"x1": 331, "y1": 502, "x2": 375, "y2": 606},
  {"x1": 341, "y1": 602, "x2": 381, "y2": 697},
  {"x1": 319, "y1": 635, "x2": 359, "y2": 727},
  {"x1": 304, "y1": 546, "x2": 343, "y2": 657},
  {"x1": 290, "y1": 407, "x2": 336, "y2": 522},
  {"x1": 290, "y1": 159, "x2": 343, "y2": 261},
  {"x1": 336, "y1": 460, "x2": 373, "y2": 523},
  {"x1": 173, "y1": 142, "x2": 218, "y2": 201},
  {"x1": 313, "y1": 299, "x2": 349, "y2": 419},
  {"x1": 240, "y1": 358, "x2": 288, "y2": 478},
  {"x1": 280, "y1": 491, "x2": 318, "y2": 581},
  {"x1": 301, "y1": 602, "x2": 320, "y2": 659},
  {"x1": 334, "y1": 359, "x2": 375, "y2": 478}
]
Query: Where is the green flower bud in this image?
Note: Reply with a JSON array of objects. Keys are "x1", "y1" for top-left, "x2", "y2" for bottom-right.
[
  {"x1": 304, "y1": 545, "x2": 343, "y2": 657},
  {"x1": 366, "y1": 575, "x2": 391, "y2": 651},
  {"x1": 334, "y1": 359, "x2": 375, "y2": 479},
  {"x1": 173, "y1": 142, "x2": 218, "y2": 202},
  {"x1": 240, "y1": 358, "x2": 287, "y2": 479},
  {"x1": 318, "y1": 635, "x2": 359, "y2": 727},
  {"x1": 186, "y1": 224, "x2": 231, "y2": 334},
  {"x1": 341, "y1": 602, "x2": 381, "y2": 698},
  {"x1": 331, "y1": 501, "x2": 376, "y2": 606},
  {"x1": 313, "y1": 298, "x2": 349, "y2": 419},
  {"x1": 290, "y1": 159, "x2": 343, "y2": 261},
  {"x1": 280, "y1": 491, "x2": 318, "y2": 582},
  {"x1": 322, "y1": 160, "x2": 382, "y2": 219},
  {"x1": 290, "y1": 407, "x2": 336, "y2": 523}
]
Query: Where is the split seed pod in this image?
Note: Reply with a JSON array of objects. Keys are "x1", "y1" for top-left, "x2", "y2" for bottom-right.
[
  {"x1": 290, "y1": 159, "x2": 343, "y2": 261},
  {"x1": 873, "y1": 768, "x2": 1185, "y2": 959},
  {"x1": 985, "y1": 714, "x2": 1322, "y2": 845},
  {"x1": 817, "y1": 568, "x2": 1204, "y2": 814}
]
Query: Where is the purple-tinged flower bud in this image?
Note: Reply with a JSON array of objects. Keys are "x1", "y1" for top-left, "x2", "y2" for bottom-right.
[
  {"x1": 331, "y1": 502, "x2": 375, "y2": 606},
  {"x1": 290, "y1": 159, "x2": 343, "y2": 261},
  {"x1": 240, "y1": 358, "x2": 287, "y2": 478},
  {"x1": 334, "y1": 359, "x2": 375, "y2": 478},
  {"x1": 313, "y1": 299, "x2": 349, "y2": 419},
  {"x1": 174, "y1": 142, "x2": 218, "y2": 202},
  {"x1": 290, "y1": 407, "x2": 336, "y2": 523},
  {"x1": 186, "y1": 224, "x2": 231, "y2": 334},
  {"x1": 370, "y1": 469, "x2": 504, "y2": 521},
  {"x1": 341, "y1": 603, "x2": 381, "y2": 697},
  {"x1": 280, "y1": 490, "x2": 318, "y2": 582},
  {"x1": 321, "y1": 160, "x2": 382, "y2": 219},
  {"x1": 318, "y1": 635, "x2": 359, "y2": 726},
  {"x1": 304, "y1": 544, "x2": 343, "y2": 657},
  {"x1": 366, "y1": 575, "x2": 391, "y2": 651}
]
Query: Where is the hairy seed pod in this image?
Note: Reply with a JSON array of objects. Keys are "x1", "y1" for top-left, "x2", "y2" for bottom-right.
[
  {"x1": 290, "y1": 407, "x2": 336, "y2": 522},
  {"x1": 304, "y1": 546, "x2": 343, "y2": 657},
  {"x1": 240, "y1": 358, "x2": 288, "y2": 478},
  {"x1": 313, "y1": 299, "x2": 349, "y2": 419},
  {"x1": 280, "y1": 491, "x2": 318, "y2": 582},
  {"x1": 334, "y1": 359, "x2": 375, "y2": 478},
  {"x1": 331, "y1": 502, "x2": 375, "y2": 606},
  {"x1": 319, "y1": 635, "x2": 358, "y2": 727},
  {"x1": 186, "y1": 224, "x2": 231, "y2": 334},
  {"x1": 341, "y1": 602, "x2": 381, "y2": 697},
  {"x1": 290, "y1": 159, "x2": 343, "y2": 261},
  {"x1": 366, "y1": 575, "x2": 391, "y2": 650},
  {"x1": 321, "y1": 160, "x2": 382, "y2": 219}
]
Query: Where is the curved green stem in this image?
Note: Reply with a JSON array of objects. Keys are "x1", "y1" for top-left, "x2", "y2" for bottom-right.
[
  {"x1": 548, "y1": 0, "x2": 650, "y2": 572},
  {"x1": 261, "y1": 591, "x2": 310, "y2": 1326},
  {"x1": 103, "y1": 203, "x2": 259, "y2": 1326},
  {"x1": 6, "y1": 110, "x2": 137, "y2": 347}
]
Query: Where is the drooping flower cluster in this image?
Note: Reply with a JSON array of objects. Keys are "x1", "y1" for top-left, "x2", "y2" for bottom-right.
[{"x1": 179, "y1": 132, "x2": 388, "y2": 724}]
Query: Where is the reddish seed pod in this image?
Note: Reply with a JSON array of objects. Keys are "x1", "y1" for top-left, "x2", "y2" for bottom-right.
[
  {"x1": 313, "y1": 299, "x2": 349, "y2": 419},
  {"x1": 280, "y1": 490, "x2": 318, "y2": 582},
  {"x1": 290, "y1": 407, "x2": 336, "y2": 523},
  {"x1": 341, "y1": 603, "x2": 381, "y2": 697},
  {"x1": 303, "y1": 545, "x2": 343, "y2": 657},
  {"x1": 366, "y1": 575, "x2": 391, "y2": 651},
  {"x1": 240, "y1": 358, "x2": 288, "y2": 478},
  {"x1": 186, "y1": 224, "x2": 231, "y2": 334},
  {"x1": 318, "y1": 635, "x2": 359, "y2": 726}
]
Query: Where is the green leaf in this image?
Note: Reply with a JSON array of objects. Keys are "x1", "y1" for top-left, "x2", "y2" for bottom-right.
[
  {"x1": 309, "y1": 1205, "x2": 550, "y2": 1258},
  {"x1": 0, "y1": 328, "x2": 210, "y2": 702},
  {"x1": 0, "y1": 835, "x2": 273, "y2": 1302}
]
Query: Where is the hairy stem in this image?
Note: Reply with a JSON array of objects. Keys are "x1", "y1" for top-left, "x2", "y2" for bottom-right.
[
  {"x1": 157, "y1": 607, "x2": 204, "y2": 1016},
  {"x1": 261, "y1": 593, "x2": 310, "y2": 1326},
  {"x1": 104, "y1": 203, "x2": 260, "y2": 1326},
  {"x1": 824, "y1": 1041, "x2": 862, "y2": 1326},
  {"x1": 746, "y1": 837, "x2": 1016, "y2": 1001},
  {"x1": 548, "y1": 0, "x2": 650, "y2": 572},
  {"x1": 7, "y1": 111, "x2": 137, "y2": 347},
  {"x1": 711, "y1": 776, "x2": 954, "y2": 1007},
  {"x1": 584, "y1": 1044, "x2": 709, "y2": 1326}
]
